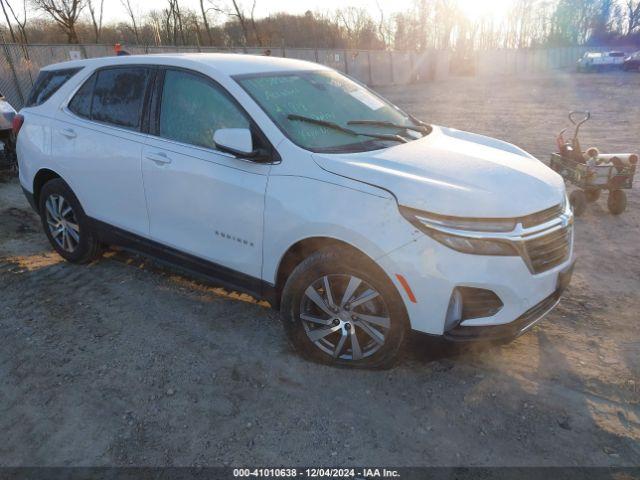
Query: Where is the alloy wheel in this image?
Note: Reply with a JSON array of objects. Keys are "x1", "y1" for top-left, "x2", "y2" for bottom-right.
[
  {"x1": 299, "y1": 274, "x2": 391, "y2": 361},
  {"x1": 45, "y1": 194, "x2": 80, "y2": 253}
]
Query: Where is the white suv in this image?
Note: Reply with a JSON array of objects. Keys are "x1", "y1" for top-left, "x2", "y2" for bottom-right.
[{"x1": 15, "y1": 54, "x2": 575, "y2": 368}]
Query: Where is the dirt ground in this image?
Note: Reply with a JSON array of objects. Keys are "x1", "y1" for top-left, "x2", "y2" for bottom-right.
[{"x1": 0, "y1": 72, "x2": 639, "y2": 467}]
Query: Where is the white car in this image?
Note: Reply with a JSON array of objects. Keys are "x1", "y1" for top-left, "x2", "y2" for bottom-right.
[
  {"x1": 15, "y1": 54, "x2": 575, "y2": 368},
  {"x1": 577, "y1": 51, "x2": 626, "y2": 72}
]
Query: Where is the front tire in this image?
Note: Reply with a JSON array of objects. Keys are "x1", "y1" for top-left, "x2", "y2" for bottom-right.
[
  {"x1": 607, "y1": 189, "x2": 627, "y2": 215},
  {"x1": 280, "y1": 248, "x2": 408, "y2": 369},
  {"x1": 39, "y1": 178, "x2": 101, "y2": 264},
  {"x1": 570, "y1": 190, "x2": 587, "y2": 217}
]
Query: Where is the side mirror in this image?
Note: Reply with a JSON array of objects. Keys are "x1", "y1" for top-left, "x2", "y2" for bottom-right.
[{"x1": 213, "y1": 128, "x2": 265, "y2": 159}]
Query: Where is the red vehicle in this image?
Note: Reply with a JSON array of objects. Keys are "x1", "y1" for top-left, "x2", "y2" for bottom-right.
[{"x1": 0, "y1": 91, "x2": 17, "y2": 173}]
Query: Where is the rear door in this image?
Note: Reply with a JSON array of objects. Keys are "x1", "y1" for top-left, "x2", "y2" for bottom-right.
[
  {"x1": 54, "y1": 66, "x2": 153, "y2": 236},
  {"x1": 141, "y1": 68, "x2": 270, "y2": 282}
]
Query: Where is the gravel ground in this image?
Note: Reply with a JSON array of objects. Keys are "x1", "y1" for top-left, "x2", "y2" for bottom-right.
[{"x1": 0, "y1": 72, "x2": 639, "y2": 467}]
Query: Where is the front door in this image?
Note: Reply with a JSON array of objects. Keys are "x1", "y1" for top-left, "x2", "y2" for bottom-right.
[{"x1": 141, "y1": 68, "x2": 270, "y2": 283}]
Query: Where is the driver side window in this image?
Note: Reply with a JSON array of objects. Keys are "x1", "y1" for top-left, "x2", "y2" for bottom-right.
[{"x1": 158, "y1": 69, "x2": 250, "y2": 150}]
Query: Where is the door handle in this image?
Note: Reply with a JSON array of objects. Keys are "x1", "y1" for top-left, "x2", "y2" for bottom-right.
[
  {"x1": 60, "y1": 127, "x2": 76, "y2": 139},
  {"x1": 145, "y1": 152, "x2": 172, "y2": 165}
]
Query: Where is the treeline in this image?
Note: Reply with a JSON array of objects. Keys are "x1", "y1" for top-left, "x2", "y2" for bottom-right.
[{"x1": 0, "y1": 0, "x2": 639, "y2": 50}]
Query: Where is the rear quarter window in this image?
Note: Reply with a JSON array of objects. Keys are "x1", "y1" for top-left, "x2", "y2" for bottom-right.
[
  {"x1": 25, "y1": 67, "x2": 82, "y2": 107},
  {"x1": 91, "y1": 67, "x2": 151, "y2": 130}
]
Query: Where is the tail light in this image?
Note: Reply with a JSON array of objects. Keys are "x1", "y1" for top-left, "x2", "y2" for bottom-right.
[{"x1": 12, "y1": 113, "x2": 24, "y2": 136}]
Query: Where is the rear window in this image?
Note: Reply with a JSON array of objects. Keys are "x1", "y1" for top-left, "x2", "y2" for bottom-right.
[
  {"x1": 68, "y1": 72, "x2": 96, "y2": 118},
  {"x1": 609, "y1": 52, "x2": 625, "y2": 57},
  {"x1": 25, "y1": 67, "x2": 82, "y2": 107},
  {"x1": 91, "y1": 67, "x2": 151, "y2": 130}
]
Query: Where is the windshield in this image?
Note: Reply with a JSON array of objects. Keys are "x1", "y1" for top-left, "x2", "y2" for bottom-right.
[{"x1": 235, "y1": 70, "x2": 424, "y2": 153}]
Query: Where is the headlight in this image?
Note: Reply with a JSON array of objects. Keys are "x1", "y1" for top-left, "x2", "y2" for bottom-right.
[
  {"x1": 428, "y1": 231, "x2": 517, "y2": 255},
  {"x1": 400, "y1": 206, "x2": 518, "y2": 256}
]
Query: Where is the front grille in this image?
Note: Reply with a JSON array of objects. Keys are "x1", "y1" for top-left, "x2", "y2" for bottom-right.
[{"x1": 525, "y1": 226, "x2": 571, "y2": 274}]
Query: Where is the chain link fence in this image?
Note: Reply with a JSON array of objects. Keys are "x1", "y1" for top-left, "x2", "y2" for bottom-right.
[{"x1": 0, "y1": 43, "x2": 637, "y2": 110}]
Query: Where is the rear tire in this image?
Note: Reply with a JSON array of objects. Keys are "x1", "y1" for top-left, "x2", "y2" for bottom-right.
[
  {"x1": 607, "y1": 189, "x2": 626, "y2": 215},
  {"x1": 570, "y1": 190, "x2": 587, "y2": 217},
  {"x1": 39, "y1": 178, "x2": 101, "y2": 264},
  {"x1": 280, "y1": 248, "x2": 408, "y2": 369},
  {"x1": 584, "y1": 189, "x2": 600, "y2": 203}
]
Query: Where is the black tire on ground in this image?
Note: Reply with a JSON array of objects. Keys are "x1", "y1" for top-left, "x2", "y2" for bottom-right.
[
  {"x1": 570, "y1": 190, "x2": 587, "y2": 217},
  {"x1": 607, "y1": 189, "x2": 627, "y2": 215},
  {"x1": 38, "y1": 178, "x2": 102, "y2": 264},
  {"x1": 280, "y1": 247, "x2": 408, "y2": 369},
  {"x1": 584, "y1": 189, "x2": 601, "y2": 203}
]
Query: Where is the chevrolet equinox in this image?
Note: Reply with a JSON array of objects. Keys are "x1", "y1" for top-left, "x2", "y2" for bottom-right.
[{"x1": 16, "y1": 54, "x2": 575, "y2": 368}]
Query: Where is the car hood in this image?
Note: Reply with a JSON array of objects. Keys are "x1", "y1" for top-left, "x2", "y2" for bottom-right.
[{"x1": 312, "y1": 126, "x2": 565, "y2": 218}]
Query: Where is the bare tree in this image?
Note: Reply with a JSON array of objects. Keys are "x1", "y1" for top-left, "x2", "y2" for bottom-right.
[
  {"x1": 626, "y1": 0, "x2": 640, "y2": 35},
  {"x1": 249, "y1": 0, "x2": 262, "y2": 46},
  {"x1": 199, "y1": 0, "x2": 213, "y2": 45},
  {"x1": 159, "y1": 0, "x2": 186, "y2": 45},
  {"x1": 5, "y1": 0, "x2": 29, "y2": 42},
  {"x1": 31, "y1": 0, "x2": 85, "y2": 43},
  {"x1": 148, "y1": 9, "x2": 163, "y2": 45},
  {"x1": 374, "y1": 0, "x2": 391, "y2": 48},
  {"x1": 0, "y1": 0, "x2": 18, "y2": 42},
  {"x1": 208, "y1": 0, "x2": 261, "y2": 47},
  {"x1": 335, "y1": 7, "x2": 382, "y2": 49},
  {"x1": 230, "y1": 0, "x2": 249, "y2": 46},
  {"x1": 170, "y1": 0, "x2": 186, "y2": 45},
  {"x1": 86, "y1": 0, "x2": 103, "y2": 42},
  {"x1": 121, "y1": 0, "x2": 141, "y2": 44}
]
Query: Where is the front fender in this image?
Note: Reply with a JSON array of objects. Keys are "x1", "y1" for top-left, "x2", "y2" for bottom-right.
[{"x1": 261, "y1": 175, "x2": 419, "y2": 285}]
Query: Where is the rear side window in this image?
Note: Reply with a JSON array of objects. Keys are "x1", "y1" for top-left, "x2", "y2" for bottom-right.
[
  {"x1": 68, "y1": 73, "x2": 96, "y2": 118},
  {"x1": 26, "y1": 68, "x2": 82, "y2": 107},
  {"x1": 91, "y1": 67, "x2": 151, "y2": 130}
]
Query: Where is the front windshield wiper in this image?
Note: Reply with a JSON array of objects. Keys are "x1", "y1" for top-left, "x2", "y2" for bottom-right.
[
  {"x1": 287, "y1": 114, "x2": 408, "y2": 144},
  {"x1": 347, "y1": 119, "x2": 431, "y2": 135},
  {"x1": 409, "y1": 114, "x2": 430, "y2": 129}
]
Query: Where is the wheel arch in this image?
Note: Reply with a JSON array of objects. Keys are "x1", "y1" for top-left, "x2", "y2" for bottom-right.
[
  {"x1": 273, "y1": 236, "x2": 406, "y2": 317},
  {"x1": 32, "y1": 168, "x2": 63, "y2": 211}
]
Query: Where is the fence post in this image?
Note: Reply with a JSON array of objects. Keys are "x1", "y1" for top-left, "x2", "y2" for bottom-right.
[
  {"x1": 344, "y1": 50, "x2": 348, "y2": 74},
  {"x1": 409, "y1": 51, "x2": 415, "y2": 84},
  {"x1": 367, "y1": 50, "x2": 373, "y2": 85},
  {"x1": 1, "y1": 43, "x2": 25, "y2": 106}
]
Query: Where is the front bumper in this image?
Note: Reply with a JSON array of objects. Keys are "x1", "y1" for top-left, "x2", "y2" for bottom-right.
[
  {"x1": 444, "y1": 259, "x2": 574, "y2": 341},
  {"x1": 376, "y1": 228, "x2": 575, "y2": 337}
]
